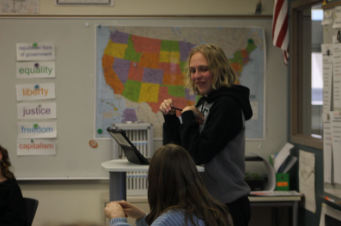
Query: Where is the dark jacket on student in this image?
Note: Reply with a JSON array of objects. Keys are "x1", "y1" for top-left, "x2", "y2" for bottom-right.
[
  {"x1": 0, "y1": 178, "x2": 27, "y2": 226},
  {"x1": 163, "y1": 85, "x2": 252, "y2": 204}
]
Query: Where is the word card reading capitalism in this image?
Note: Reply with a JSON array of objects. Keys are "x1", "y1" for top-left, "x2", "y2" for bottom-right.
[{"x1": 19, "y1": 143, "x2": 54, "y2": 150}]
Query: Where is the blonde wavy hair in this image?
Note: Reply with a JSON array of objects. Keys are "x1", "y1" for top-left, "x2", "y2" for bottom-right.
[{"x1": 184, "y1": 44, "x2": 236, "y2": 95}]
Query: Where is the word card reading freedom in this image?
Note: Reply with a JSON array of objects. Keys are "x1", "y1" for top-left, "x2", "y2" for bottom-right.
[{"x1": 17, "y1": 122, "x2": 57, "y2": 139}]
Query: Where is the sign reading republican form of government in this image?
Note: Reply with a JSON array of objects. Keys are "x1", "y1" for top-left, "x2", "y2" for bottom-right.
[{"x1": 16, "y1": 43, "x2": 55, "y2": 61}]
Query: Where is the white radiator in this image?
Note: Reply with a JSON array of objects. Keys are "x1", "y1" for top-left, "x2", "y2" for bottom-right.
[
  {"x1": 126, "y1": 171, "x2": 148, "y2": 195},
  {"x1": 111, "y1": 123, "x2": 152, "y2": 196}
]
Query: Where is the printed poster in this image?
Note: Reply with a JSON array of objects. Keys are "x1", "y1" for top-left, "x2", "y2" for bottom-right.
[
  {"x1": 17, "y1": 102, "x2": 57, "y2": 120},
  {"x1": 0, "y1": 0, "x2": 39, "y2": 14},
  {"x1": 16, "y1": 43, "x2": 55, "y2": 61},
  {"x1": 17, "y1": 139, "x2": 56, "y2": 156},
  {"x1": 16, "y1": 83, "x2": 55, "y2": 101},
  {"x1": 17, "y1": 121, "x2": 57, "y2": 138},
  {"x1": 330, "y1": 111, "x2": 341, "y2": 184},
  {"x1": 322, "y1": 44, "x2": 333, "y2": 113},
  {"x1": 299, "y1": 150, "x2": 316, "y2": 213},
  {"x1": 333, "y1": 6, "x2": 341, "y2": 28},
  {"x1": 323, "y1": 113, "x2": 332, "y2": 184},
  {"x1": 332, "y1": 36, "x2": 341, "y2": 109},
  {"x1": 16, "y1": 61, "x2": 55, "y2": 78},
  {"x1": 322, "y1": 9, "x2": 333, "y2": 25}
]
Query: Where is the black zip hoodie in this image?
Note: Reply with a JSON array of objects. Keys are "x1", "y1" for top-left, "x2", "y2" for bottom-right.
[
  {"x1": 163, "y1": 85, "x2": 252, "y2": 165},
  {"x1": 163, "y1": 85, "x2": 253, "y2": 203}
]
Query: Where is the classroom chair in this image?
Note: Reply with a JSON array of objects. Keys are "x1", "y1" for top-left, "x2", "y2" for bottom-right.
[{"x1": 23, "y1": 197, "x2": 39, "y2": 226}]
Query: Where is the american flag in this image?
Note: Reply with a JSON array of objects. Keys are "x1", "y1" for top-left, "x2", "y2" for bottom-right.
[{"x1": 272, "y1": 0, "x2": 289, "y2": 65}]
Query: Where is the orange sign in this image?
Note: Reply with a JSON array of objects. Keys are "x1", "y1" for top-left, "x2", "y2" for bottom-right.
[{"x1": 277, "y1": 182, "x2": 288, "y2": 187}]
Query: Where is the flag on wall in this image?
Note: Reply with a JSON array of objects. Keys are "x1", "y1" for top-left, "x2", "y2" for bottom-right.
[{"x1": 272, "y1": 0, "x2": 289, "y2": 65}]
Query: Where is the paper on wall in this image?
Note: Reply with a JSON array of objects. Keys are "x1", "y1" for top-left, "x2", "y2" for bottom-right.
[
  {"x1": 322, "y1": 44, "x2": 333, "y2": 113},
  {"x1": 16, "y1": 61, "x2": 55, "y2": 79},
  {"x1": 332, "y1": 36, "x2": 341, "y2": 109},
  {"x1": 333, "y1": 6, "x2": 341, "y2": 28},
  {"x1": 16, "y1": 43, "x2": 55, "y2": 61},
  {"x1": 323, "y1": 113, "x2": 332, "y2": 184},
  {"x1": 17, "y1": 102, "x2": 57, "y2": 120},
  {"x1": 17, "y1": 139, "x2": 56, "y2": 156},
  {"x1": 322, "y1": 9, "x2": 333, "y2": 25},
  {"x1": 16, "y1": 83, "x2": 55, "y2": 101},
  {"x1": 17, "y1": 121, "x2": 57, "y2": 139},
  {"x1": 299, "y1": 150, "x2": 316, "y2": 213},
  {"x1": 0, "y1": 0, "x2": 39, "y2": 14},
  {"x1": 330, "y1": 112, "x2": 341, "y2": 184}
]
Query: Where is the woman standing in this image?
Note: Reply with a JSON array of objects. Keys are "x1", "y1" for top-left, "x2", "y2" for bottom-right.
[
  {"x1": 0, "y1": 145, "x2": 27, "y2": 226},
  {"x1": 159, "y1": 44, "x2": 253, "y2": 226}
]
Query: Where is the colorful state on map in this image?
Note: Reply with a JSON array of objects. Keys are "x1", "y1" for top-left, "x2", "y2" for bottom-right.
[{"x1": 102, "y1": 30, "x2": 197, "y2": 116}]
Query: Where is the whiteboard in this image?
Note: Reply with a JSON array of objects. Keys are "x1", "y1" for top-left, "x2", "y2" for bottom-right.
[{"x1": 0, "y1": 17, "x2": 272, "y2": 179}]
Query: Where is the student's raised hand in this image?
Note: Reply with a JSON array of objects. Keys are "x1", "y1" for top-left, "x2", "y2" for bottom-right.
[
  {"x1": 183, "y1": 106, "x2": 204, "y2": 124},
  {"x1": 104, "y1": 201, "x2": 126, "y2": 219},
  {"x1": 159, "y1": 98, "x2": 175, "y2": 115},
  {"x1": 117, "y1": 200, "x2": 146, "y2": 220}
]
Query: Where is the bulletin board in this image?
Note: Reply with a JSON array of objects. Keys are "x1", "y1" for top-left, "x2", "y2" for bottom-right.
[
  {"x1": 0, "y1": 16, "x2": 272, "y2": 179},
  {"x1": 322, "y1": 4, "x2": 341, "y2": 201}
]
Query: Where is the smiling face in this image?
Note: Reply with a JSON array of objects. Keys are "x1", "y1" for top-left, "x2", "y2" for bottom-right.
[{"x1": 189, "y1": 52, "x2": 214, "y2": 96}]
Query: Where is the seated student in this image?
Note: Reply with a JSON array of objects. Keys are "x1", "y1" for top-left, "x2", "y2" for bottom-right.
[
  {"x1": 104, "y1": 144, "x2": 233, "y2": 226},
  {"x1": 0, "y1": 144, "x2": 27, "y2": 226}
]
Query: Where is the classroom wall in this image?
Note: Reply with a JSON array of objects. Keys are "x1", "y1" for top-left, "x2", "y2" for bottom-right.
[
  {"x1": 0, "y1": 1, "x2": 290, "y2": 225},
  {"x1": 36, "y1": 0, "x2": 275, "y2": 16}
]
